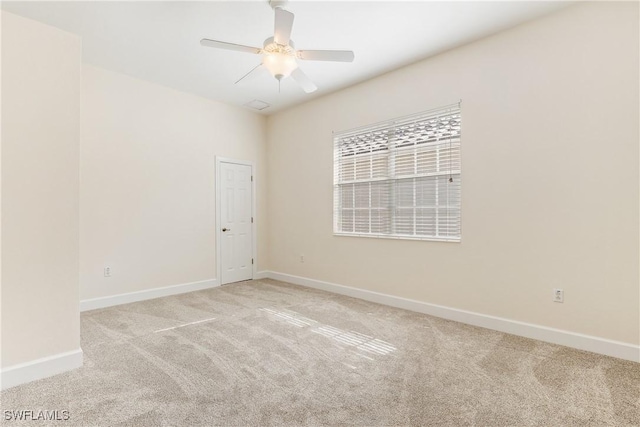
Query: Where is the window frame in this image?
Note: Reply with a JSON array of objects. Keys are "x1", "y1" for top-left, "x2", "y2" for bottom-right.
[{"x1": 333, "y1": 103, "x2": 462, "y2": 243}]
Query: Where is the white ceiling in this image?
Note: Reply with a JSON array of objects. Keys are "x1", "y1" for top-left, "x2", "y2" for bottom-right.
[{"x1": 2, "y1": 1, "x2": 570, "y2": 114}]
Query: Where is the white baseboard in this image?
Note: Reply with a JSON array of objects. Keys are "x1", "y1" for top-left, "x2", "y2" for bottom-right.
[
  {"x1": 80, "y1": 278, "x2": 218, "y2": 312},
  {"x1": 1, "y1": 348, "x2": 83, "y2": 391},
  {"x1": 266, "y1": 271, "x2": 640, "y2": 363},
  {"x1": 253, "y1": 271, "x2": 269, "y2": 280}
]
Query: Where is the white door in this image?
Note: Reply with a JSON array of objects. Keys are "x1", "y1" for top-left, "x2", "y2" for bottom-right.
[{"x1": 219, "y1": 161, "x2": 253, "y2": 284}]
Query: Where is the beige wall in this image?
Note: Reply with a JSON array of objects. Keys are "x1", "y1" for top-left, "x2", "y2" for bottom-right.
[
  {"x1": 1, "y1": 12, "x2": 81, "y2": 367},
  {"x1": 80, "y1": 65, "x2": 267, "y2": 301},
  {"x1": 267, "y1": 2, "x2": 640, "y2": 345}
]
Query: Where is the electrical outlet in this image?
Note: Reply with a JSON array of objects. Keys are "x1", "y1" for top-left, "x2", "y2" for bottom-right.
[
  {"x1": 300, "y1": 254, "x2": 305, "y2": 263},
  {"x1": 104, "y1": 266, "x2": 112, "y2": 277},
  {"x1": 553, "y1": 288, "x2": 564, "y2": 303}
]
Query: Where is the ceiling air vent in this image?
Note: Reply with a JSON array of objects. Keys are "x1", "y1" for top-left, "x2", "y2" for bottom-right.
[{"x1": 243, "y1": 99, "x2": 271, "y2": 111}]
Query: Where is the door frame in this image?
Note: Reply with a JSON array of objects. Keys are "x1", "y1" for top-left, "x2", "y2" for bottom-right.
[{"x1": 215, "y1": 156, "x2": 257, "y2": 285}]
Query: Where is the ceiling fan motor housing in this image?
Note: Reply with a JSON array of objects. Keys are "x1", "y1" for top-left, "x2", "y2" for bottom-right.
[{"x1": 263, "y1": 37, "x2": 295, "y2": 51}]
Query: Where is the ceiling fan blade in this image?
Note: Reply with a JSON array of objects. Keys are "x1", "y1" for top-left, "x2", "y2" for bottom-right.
[
  {"x1": 235, "y1": 63, "x2": 266, "y2": 85},
  {"x1": 297, "y1": 50, "x2": 355, "y2": 62},
  {"x1": 200, "y1": 39, "x2": 261, "y2": 54},
  {"x1": 274, "y1": 8, "x2": 294, "y2": 45},
  {"x1": 291, "y1": 67, "x2": 317, "y2": 93}
]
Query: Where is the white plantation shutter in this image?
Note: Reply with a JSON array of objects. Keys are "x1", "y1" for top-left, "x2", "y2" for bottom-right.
[{"x1": 333, "y1": 103, "x2": 461, "y2": 241}]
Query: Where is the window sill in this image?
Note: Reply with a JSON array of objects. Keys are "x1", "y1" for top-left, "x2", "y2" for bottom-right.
[{"x1": 333, "y1": 232, "x2": 461, "y2": 243}]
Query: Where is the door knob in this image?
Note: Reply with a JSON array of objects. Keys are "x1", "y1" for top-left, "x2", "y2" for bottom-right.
[{"x1": 222, "y1": 228, "x2": 231, "y2": 232}]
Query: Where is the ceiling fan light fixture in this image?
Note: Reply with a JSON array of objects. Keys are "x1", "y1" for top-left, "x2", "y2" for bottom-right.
[{"x1": 262, "y1": 52, "x2": 298, "y2": 80}]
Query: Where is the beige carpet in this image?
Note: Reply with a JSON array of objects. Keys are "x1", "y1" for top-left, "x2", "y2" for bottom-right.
[{"x1": 1, "y1": 279, "x2": 638, "y2": 426}]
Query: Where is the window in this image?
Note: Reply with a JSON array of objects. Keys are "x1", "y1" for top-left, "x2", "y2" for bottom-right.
[{"x1": 333, "y1": 103, "x2": 461, "y2": 242}]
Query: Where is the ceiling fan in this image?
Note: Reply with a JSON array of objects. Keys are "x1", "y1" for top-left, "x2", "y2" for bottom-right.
[{"x1": 200, "y1": 0, "x2": 355, "y2": 93}]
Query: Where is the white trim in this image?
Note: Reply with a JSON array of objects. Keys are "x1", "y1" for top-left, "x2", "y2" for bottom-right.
[
  {"x1": 253, "y1": 270, "x2": 269, "y2": 280},
  {"x1": 1, "y1": 348, "x2": 83, "y2": 391},
  {"x1": 80, "y1": 278, "x2": 218, "y2": 312},
  {"x1": 333, "y1": 232, "x2": 460, "y2": 243},
  {"x1": 215, "y1": 156, "x2": 257, "y2": 285},
  {"x1": 266, "y1": 271, "x2": 640, "y2": 363}
]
